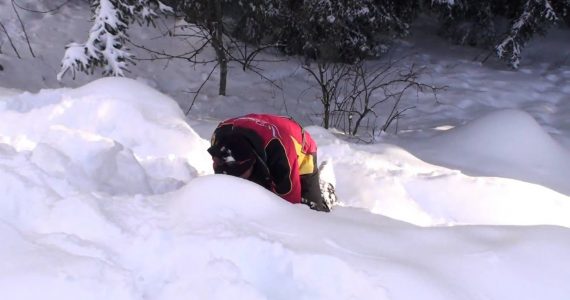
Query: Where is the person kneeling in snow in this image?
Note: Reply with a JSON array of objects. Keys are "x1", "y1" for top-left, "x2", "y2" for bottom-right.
[{"x1": 207, "y1": 114, "x2": 331, "y2": 212}]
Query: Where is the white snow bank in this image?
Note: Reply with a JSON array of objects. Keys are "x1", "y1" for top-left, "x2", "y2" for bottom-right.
[
  {"x1": 0, "y1": 77, "x2": 211, "y2": 195},
  {"x1": 309, "y1": 125, "x2": 570, "y2": 227},
  {"x1": 0, "y1": 222, "x2": 137, "y2": 300},
  {"x1": 5, "y1": 174, "x2": 570, "y2": 300},
  {"x1": 1, "y1": 79, "x2": 570, "y2": 299},
  {"x1": 404, "y1": 109, "x2": 570, "y2": 195}
]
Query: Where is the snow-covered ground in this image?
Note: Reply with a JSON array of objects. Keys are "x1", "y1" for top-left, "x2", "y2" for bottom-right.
[{"x1": 1, "y1": 1, "x2": 570, "y2": 300}]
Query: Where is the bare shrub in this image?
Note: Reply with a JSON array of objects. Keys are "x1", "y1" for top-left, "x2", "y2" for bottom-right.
[{"x1": 304, "y1": 58, "x2": 441, "y2": 138}]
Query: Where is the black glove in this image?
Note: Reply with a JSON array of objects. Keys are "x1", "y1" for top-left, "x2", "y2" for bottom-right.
[{"x1": 301, "y1": 197, "x2": 330, "y2": 212}]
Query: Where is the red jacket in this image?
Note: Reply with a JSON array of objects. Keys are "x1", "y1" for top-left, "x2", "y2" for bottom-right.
[{"x1": 212, "y1": 114, "x2": 318, "y2": 204}]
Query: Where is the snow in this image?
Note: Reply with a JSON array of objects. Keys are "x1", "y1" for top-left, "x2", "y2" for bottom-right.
[
  {"x1": 1, "y1": 1, "x2": 570, "y2": 300},
  {"x1": 403, "y1": 109, "x2": 570, "y2": 195}
]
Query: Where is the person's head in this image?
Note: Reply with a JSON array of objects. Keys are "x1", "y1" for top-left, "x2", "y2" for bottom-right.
[{"x1": 207, "y1": 133, "x2": 256, "y2": 179}]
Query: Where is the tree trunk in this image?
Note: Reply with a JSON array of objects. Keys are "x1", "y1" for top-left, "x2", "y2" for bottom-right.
[
  {"x1": 319, "y1": 63, "x2": 330, "y2": 128},
  {"x1": 323, "y1": 102, "x2": 330, "y2": 129},
  {"x1": 214, "y1": 0, "x2": 227, "y2": 96},
  {"x1": 218, "y1": 56, "x2": 227, "y2": 96}
]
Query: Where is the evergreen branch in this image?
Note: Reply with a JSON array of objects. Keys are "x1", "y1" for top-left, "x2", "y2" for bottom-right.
[{"x1": 495, "y1": 0, "x2": 560, "y2": 68}]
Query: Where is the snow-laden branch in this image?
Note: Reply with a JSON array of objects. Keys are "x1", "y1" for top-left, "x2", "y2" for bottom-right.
[
  {"x1": 496, "y1": 0, "x2": 558, "y2": 68},
  {"x1": 58, "y1": 0, "x2": 170, "y2": 81}
]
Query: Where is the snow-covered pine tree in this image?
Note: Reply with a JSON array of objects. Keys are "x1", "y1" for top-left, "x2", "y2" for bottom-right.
[
  {"x1": 496, "y1": 0, "x2": 562, "y2": 68},
  {"x1": 431, "y1": 0, "x2": 498, "y2": 47},
  {"x1": 57, "y1": 0, "x2": 171, "y2": 80},
  {"x1": 430, "y1": 0, "x2": 569, "y2": 68},
  {"x1": 266, "y1": 0, "x2": 418, "y2": 63},
  {"x1": 306, "y1": 0, "x2": 377, "y2": 61},
  {"x1": 219, "y1": 0, "x2": 279, "y2": 44},
  {"x1": 558, "y1": 0, "x2": 570, "y2": 24}
]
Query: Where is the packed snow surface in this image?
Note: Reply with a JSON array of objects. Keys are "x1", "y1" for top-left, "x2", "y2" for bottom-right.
[
  {"x1": 1, "y1": 1, "x2": 570, "y2": 299},
  {"x1": 1, "y1": 78, "x2": 569, "y2": 300}
]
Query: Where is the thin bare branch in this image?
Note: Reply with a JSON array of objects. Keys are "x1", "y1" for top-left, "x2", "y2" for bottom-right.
[
  {"x1": 308, "y1": 58, "x2": 440, "y2": 136},
  {"x1": 0, "y1": 21, "x2": 21, "y2": 58},
  {"x1": 185, "y1": 63, "x2": 218, "y2": 115},
  {"x1": 12, "y1": 0, "x2": 70, "y2": 14},
  {"x1": 128, "y1": 39, "x2": 215, "y2": 64},
  {"x1": 11, "y1": 0, "x2": 35, "y2": 57}
]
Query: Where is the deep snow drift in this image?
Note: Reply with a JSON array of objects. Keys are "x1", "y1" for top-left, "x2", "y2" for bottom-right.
[
  {"x1": 1, "y1": 78, "x2": 570, "y2": 300},
  {"x1": 2, "y1": 1, "x2": 570, "y2": 298},
  {"x1": 403, "y1": 109, "x2": 570, "y2": 195}
]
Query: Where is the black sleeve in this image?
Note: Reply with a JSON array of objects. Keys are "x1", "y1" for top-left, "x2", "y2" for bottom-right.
[
  {"x1": 300, "y1": 154, "x2": 329, "y2": 212},
  {"x1": 265, "y1": 139, "x2": 292, "y2": 195}
]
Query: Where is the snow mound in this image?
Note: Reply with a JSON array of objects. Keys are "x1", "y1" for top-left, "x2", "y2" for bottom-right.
[
  {"x1": 434, "y1": 109, "x2": 567, "y2": 162},
  {"x1": 308, "y1": 124, "x2": 570, "y2": 227},
  {"x1": 162, "y1": 175, "x2": 391, "y2": 300},
  {"x1": 0, "y1": 223, "x2": 136, "y2": 300},
  {"x1": 168, "y1": 175, "x2": 291, "y2": 225},
  {"x1": 416, "y1": 109, "x2": 570, "y2": 195},
  {"x1": 0, "y1": 77, "x2": 211, "y2": 195}
]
